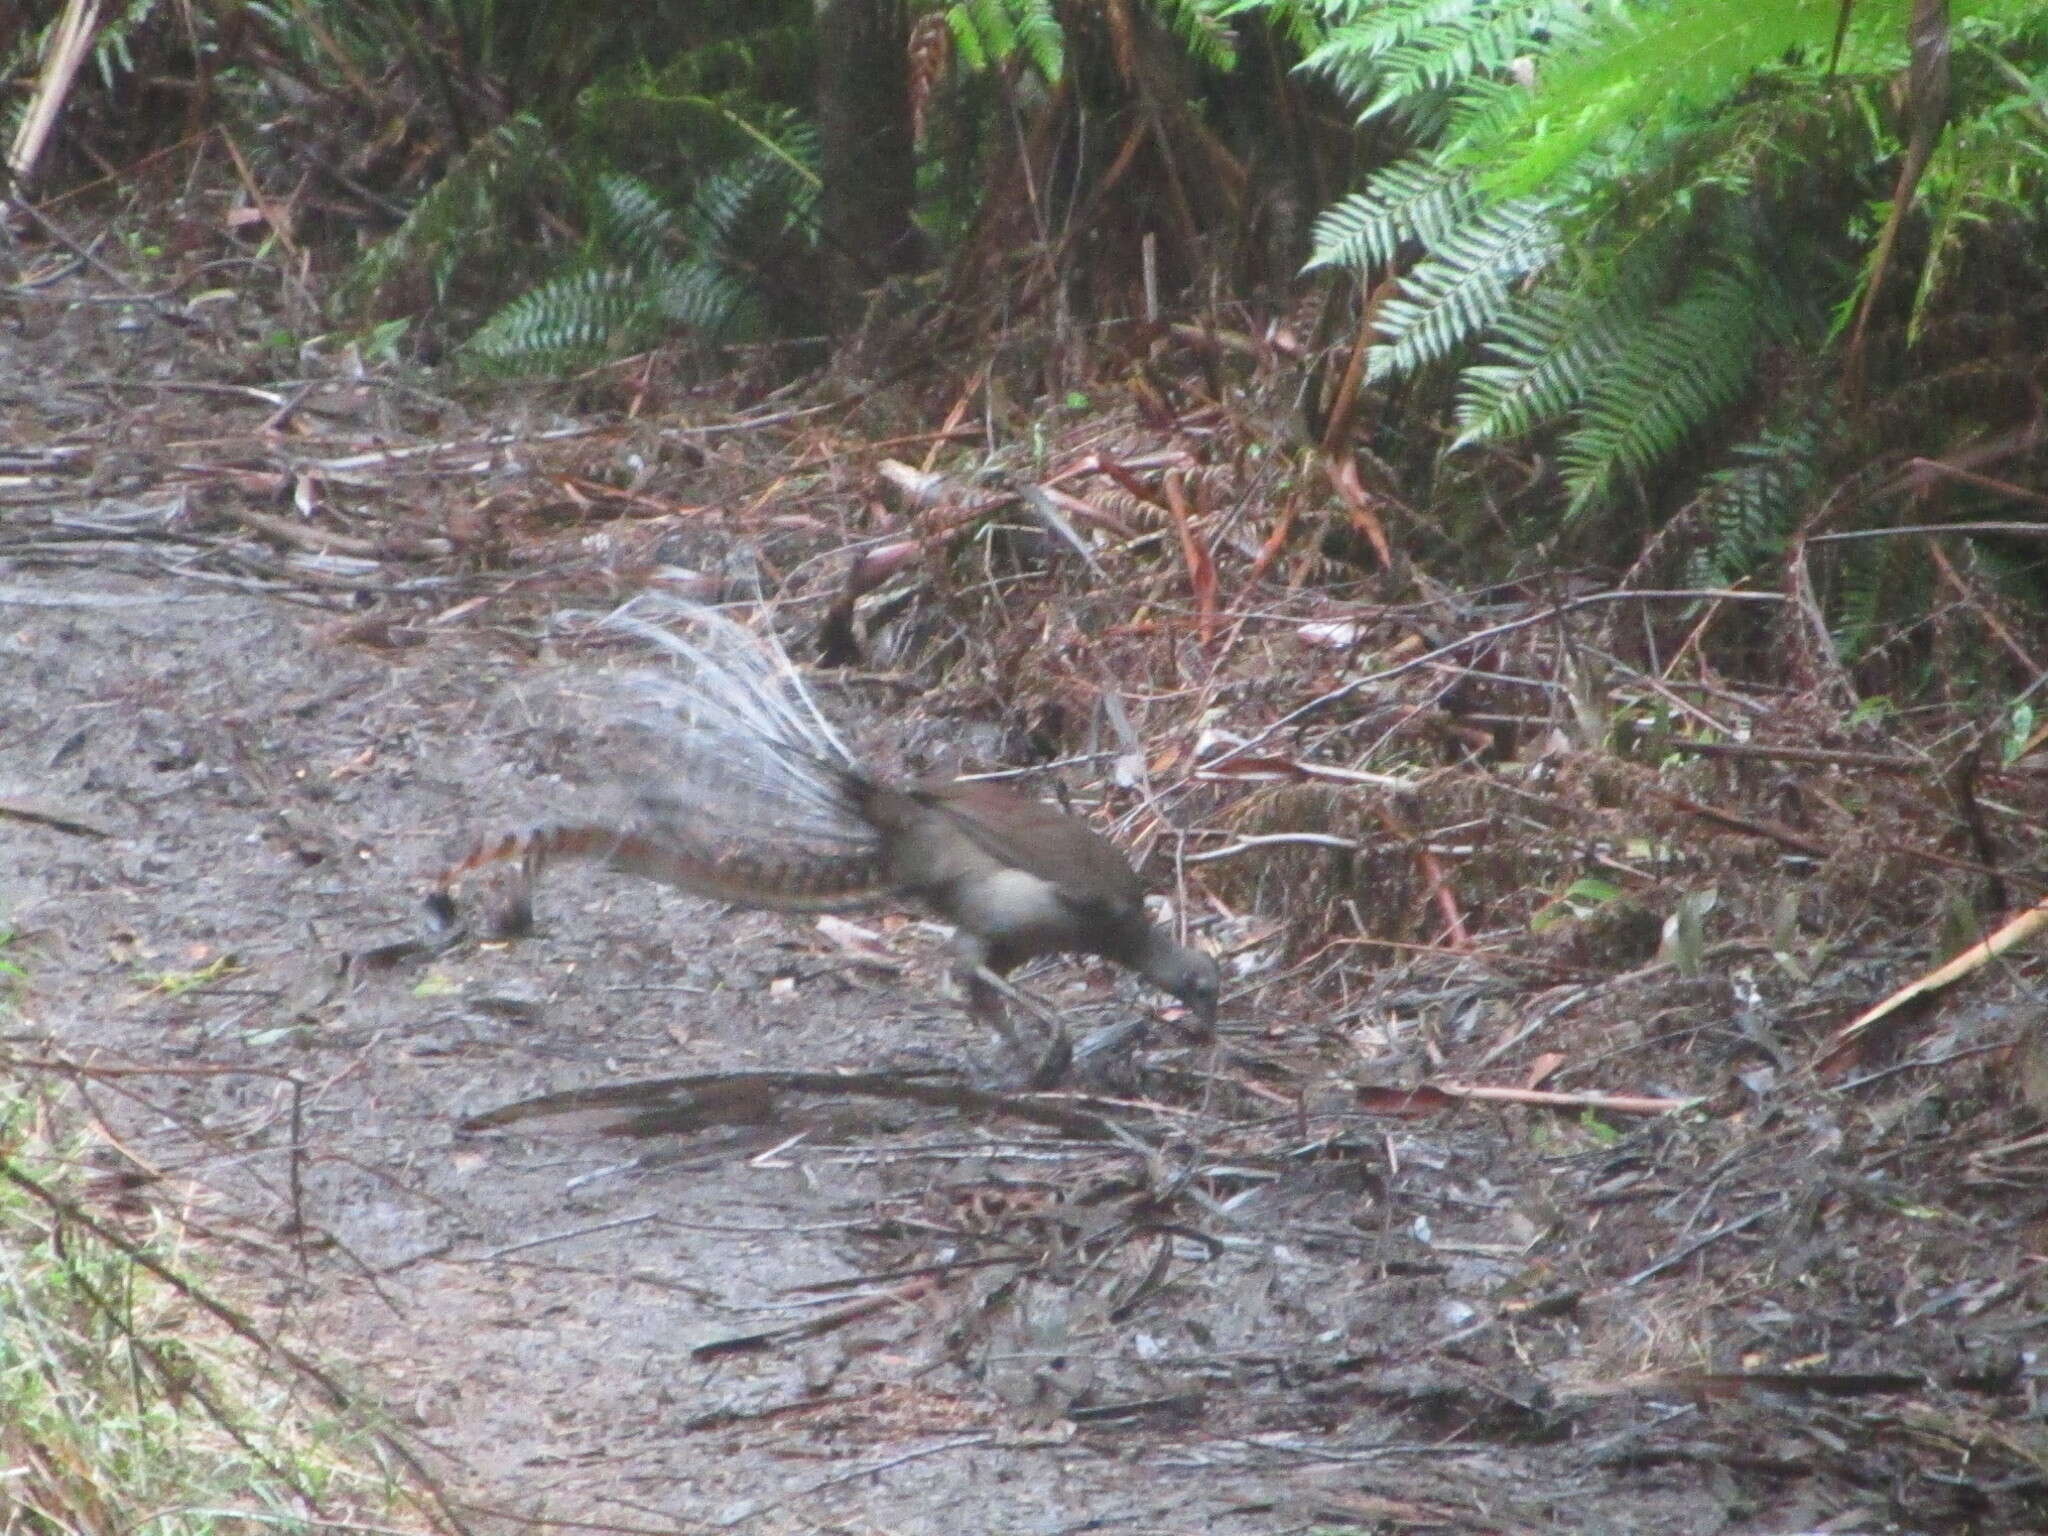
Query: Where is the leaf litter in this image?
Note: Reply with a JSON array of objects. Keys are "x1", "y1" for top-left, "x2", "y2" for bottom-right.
[{"x1": 4, "y1": 251, "x2": 2048, "y2": 1535}]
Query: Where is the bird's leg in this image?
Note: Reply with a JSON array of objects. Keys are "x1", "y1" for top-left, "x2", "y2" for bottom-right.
[
  {"x1": 961, "y1": 959, "x2": 1072, "y2": 1090},
  {"x1": 423, "y1": 849, "x2": 535, "y2": 943},
  {"x1": 963, "y1": 964, "x2": 1022, "y2": 1053}
]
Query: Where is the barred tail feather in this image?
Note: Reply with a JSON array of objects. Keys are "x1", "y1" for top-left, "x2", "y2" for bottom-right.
[
  {"x1": 435, "y1": 600, "x2": 896, "y2": 926},
  {"x1": 436, "y1": 821, "x2": 894, "y2": 914}
]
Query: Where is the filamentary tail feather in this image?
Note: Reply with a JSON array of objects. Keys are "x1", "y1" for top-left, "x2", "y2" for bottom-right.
[
  {"x1": 604, "y1": 597, "x2": 871, "y2": 851},
  {"x1": 435, "y1": 600, "x2": 893, "y2": 918}
]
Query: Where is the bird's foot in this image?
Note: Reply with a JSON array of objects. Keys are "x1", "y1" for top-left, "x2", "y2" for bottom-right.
[
  {"x1": 1021, "y1": 1026, "x2": 1073, "y2": 1092},
  {"x1": 967, "y1": 964, "x2": 1073, "y2": 1089}
]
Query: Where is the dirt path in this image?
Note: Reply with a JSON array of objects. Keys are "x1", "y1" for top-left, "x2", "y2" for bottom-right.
[
  {"x1": 2, "y1": 571, "x2": 1414, "y2": 1532},
  {"x1": 9, "y1": 285, "x2": 2044, "y2": 1536},
  {"x1": 14, "y1": 564, "x2": 2045, "y2": 1536}
]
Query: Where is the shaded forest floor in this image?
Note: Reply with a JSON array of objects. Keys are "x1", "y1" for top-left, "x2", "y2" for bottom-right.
[{"x1": 5, "y1": 252, "x2": 2048, "y2": 1536}]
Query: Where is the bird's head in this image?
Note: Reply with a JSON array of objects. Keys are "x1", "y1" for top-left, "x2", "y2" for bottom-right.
[{"x1": 1137, "y1": 930, "x2": 1220, "y2": 1034}]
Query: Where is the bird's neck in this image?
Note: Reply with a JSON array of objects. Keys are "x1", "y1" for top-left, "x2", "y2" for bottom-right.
[{"x1": 1125, "y1": 922, "x2": 1189, "y2": 985}]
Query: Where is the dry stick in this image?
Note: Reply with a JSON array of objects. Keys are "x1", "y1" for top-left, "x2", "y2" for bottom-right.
[
  {"x1": 1785, "y1": 538, "x2": 1859, "y2": 704},
  {"x1": 1947, "y1": 747, "x2": 2010, "y2": 913},
  {"x1": 1464, "y1": 715, "x2": 1996, "y2": 785},
  {"x1": 1872, "y1": 434, "x2": 2048, "y2": 507},
  {"x1": 1828, "y1": 894, "x2": 2048, "y2": 1052},
  {"x1": 1187, "y1": 831, "x2": 1365, "y2": 862},
  {"x1": 288, "y1": 423, "x2": 605, "y2": 476},
  {"x1": 1841, "y1": 0, "x2": 1948, "y2": 398},
  {"x1": 0, "y1": 798, "x2": 108, "y2": 836},
  {"x1": 218, "y1": 127, "x2": 301, "y2": 264},
  {"x1": 1424, "y1": 1082, "x2": 1696, "y2": 1116},
  {"x1": 693, "y1": 1277, "x2": 939, "y2": 1360},
  {"x1": 287, "y1": 1076, "x2": 307, "y2": 1271},
  {"x1": 1625, "y1": 734, "x2": 1936, "y2": 775},
  {"x1": 921, "y1": 366, "x2": 988, "y2": 474},
  {"x1": 863, "y1": 426, "x2": 984, "y2": 455},
  {"x1": 82, "y1": 377, "x2": 293, "y2": 405},
  {"x1": 1162, "y1": 469, "x2": 1218, "y2": 646},
  {"x1": 482, "y1": 1212, "x2": 662, "y2": 1262},
  {"x1": 5, "y1": 200, "x2": 191, "y2": 328},
  {"x1": 1013, "y1": 478, "x2": 1110, "y2": 576},
  {"x1": 1622, "y1": 1201, "x2": 1783, "y2": 1288},
  {"x1": 0, "y1": 1157, "x2": 472, "y2": 1534},
  {"x1": 1814, "y1": 517, "x2": 2048, "y2": 538},
  {"x1": 1567, "y1": 645, "x2": 1737, "y2": 739},
  {"x1": 1659, "y1": 586, "x2": 1739, "y2": 681},
  {"x1": 712, "y1": 1433, "x2": 997, "y2": 1529},
  {"x1": 1641, "y1": 784, "x2": 1829, "y2": 859},
  {"x1": 1835, "y1": 1037, "x2": 2013, "y2": 1094},
  {"x1": 1209, "y1": 589, "x2": 1787, "y2": 768},
  {"x1": 230, "y1": 506, "x2": 386, "y2": 559},
  {"x1": 1925, "y1": 536, "x2": 2043, "y2": 677},
  {"x1": 1245, "y1": 484, "x2": 1302, "y2": 586},
  {"x1": 5, "y1": 0, "x2": 101, "y2": 187},
  {"x1": 42, "y1": 1053, "x2": 416, "y2": 1315},
  {"x1": 1317, "y1": 274, "x2": 1394, "y2": 459},
  {"x1": 465, "y1": 1068, "x2": 1134, "y2": 1144},
  {"x1": 1473, "y1": 986, "x2": 1599, "y2": 1070},
  {"x1": 1375, "y1": 799, "x2": 1470, "y2": 950}
]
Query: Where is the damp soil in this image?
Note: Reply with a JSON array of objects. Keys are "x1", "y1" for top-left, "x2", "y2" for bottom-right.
[
  {"x1": 3, "y1": 568, "x2": 1494, "y2": 1533},
  {"x1": 5, "y1": 267, "x2": 2048, "y2": 1536}
]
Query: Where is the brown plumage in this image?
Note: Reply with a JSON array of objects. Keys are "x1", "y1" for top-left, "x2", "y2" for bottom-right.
[{"x1": 433, "y1": 604, "x2": 1218, "y2": 1048}]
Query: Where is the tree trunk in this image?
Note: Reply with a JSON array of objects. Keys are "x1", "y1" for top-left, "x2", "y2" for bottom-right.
[{"x1": 815, "y1": 0, "x2": 919, "y2": 327}]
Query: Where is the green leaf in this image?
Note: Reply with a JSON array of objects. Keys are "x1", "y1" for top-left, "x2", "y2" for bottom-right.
[
  {"x1": 1564, "y1": 877, "x2": 1623, "y2": 906},
  {"x1": 2004, "y1": 701, "x2": 2036, "y2": 764},
  {"x1": 1658, "y1": 888, "x2": 1720, "y2": 978}
]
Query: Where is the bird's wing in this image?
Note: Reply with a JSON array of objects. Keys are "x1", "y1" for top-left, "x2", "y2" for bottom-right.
[{"x1": 917, "y1": 780, "x2": 1147, "y2": 923}]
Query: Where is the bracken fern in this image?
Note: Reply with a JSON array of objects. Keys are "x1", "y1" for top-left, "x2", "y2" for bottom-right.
[
  {"x1": 464, "y1": 115, "x2": 815, "y2": 371},
  {"x1": 1680, "y1": 420, "x2": 1826, "y2": 591},
  {"x1": 1265, "y1": 0, "x2": 2048, "y2": 550}
]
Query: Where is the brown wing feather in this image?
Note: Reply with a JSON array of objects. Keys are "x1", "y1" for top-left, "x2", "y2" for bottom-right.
[{"x1": 915, "y1": 780, "x2": 1147, "y2": 921}]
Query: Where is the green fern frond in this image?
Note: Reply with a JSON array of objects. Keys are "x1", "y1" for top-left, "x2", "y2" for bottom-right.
[
  {"x1": 1905, "y1": 86, "x2": 2048, "y2": 340},
  {"x1": 1466, "y1": 0, "x2": 1918, "y2": 199},
  {"x1": 948, "y1": 0, "x2": 1015, "y2": 74},
  {"x1": 1360, "y1": 12, "x2": 1558, "y2": 118},
  {"x1": 1150, "y1": 0, "x2": 1241, "y2": 72},
  {"x1": 1365, "y1": 196, "x2": 1558, "y2": 383},
  {"x1": 460, "y1": 117, "x2": 815, "y2": 369},
  {"x1": 465, "y1": 266, "x2": 658, "y2": 370},
  {"x1": 682, "y1": 121, "x2": 820, "y2": 252},
  {"x1": 1298, "y1": 0, "x2": 1583, "y2": 123},
  {"x1": 575, "y1": 87, "x2": 822, "y2": 196},
  {"x1": 652, "y1": 263, "x2": 762, "y2": 334},
  {"x1": 1828, "y1": 539, "x2": 1932, "y2": 665},
  {"x1": 1450, "y1": 274, "x2": 1654, "y2": 446},
  {"x1": 1306, "y1": 159, "x2": 1471, "y2": 274},
  {"x1": 947, "y1": 0, "x2": 1065, "y2": 81},
  {"x1": 588, "y1": 173, "x2": 680, "y2": 269},
  {"x1": 637, "y1": 23, "x2": 815, "y2": 97},
  {"x1": 1682, "y1": 420, "x2": 1825, "y2": 587},
  {"x1": 339, "y1": 113, "x2": 561, "y2": 312},
  {"x1": 1282, "y1": 0, "x2": 2043, "y2": 567},
  {"x1": 1559, "y1": 264, "x2": 1791, "y2": 514},
  {"x1": 1830, "y1": 544, "x2": 1888, "y2": 662},
  {"x1": 1219, "y1": 0, "x2": 1324, "y2": 55},
  {"x1": 1015, "y1": 0, "x2": 1069, "y2": 80},
  {"x1": 1299, "y1": 0, "x2": 1529, "y2": 80}
]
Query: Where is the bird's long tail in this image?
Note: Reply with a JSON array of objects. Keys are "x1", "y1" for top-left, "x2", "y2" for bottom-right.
[{"x1": 431, "y1": 600, "x2": 896, "y2": 927}]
